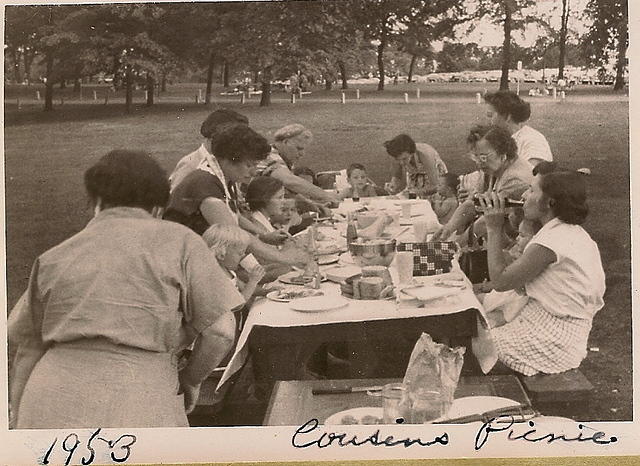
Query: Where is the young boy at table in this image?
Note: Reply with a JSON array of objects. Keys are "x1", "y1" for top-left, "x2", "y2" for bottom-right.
[
  {"x1": 337, "y1": 163, "x2": 381, "y2": 200},
  {"x1": 430, "y1": 173, "x2": 459, "y2": 225}
]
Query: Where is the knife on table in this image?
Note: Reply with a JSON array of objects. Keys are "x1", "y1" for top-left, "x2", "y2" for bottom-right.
[
  {"x1": 433, "y1": 403, "x2": 537, "y2": 424},
  {"x1": 312, "y1": 386, "x2": 383, "y2": 395}
]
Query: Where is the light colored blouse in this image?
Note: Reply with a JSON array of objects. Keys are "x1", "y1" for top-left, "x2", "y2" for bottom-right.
[{"x1": 8, "y1": 207, "x2": 245, "y2": 354}]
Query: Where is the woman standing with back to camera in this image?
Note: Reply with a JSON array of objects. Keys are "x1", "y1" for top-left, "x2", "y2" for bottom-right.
[
  {"x1": 8, "y1": 150, "x2": 243, "y2": 428},
  {"x1": 478, "y1": 169, "x2": 605, "y2": 375}
]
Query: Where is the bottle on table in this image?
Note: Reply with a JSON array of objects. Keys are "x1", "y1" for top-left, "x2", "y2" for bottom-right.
[
  {"x1": 346, "y1": 213, "x2": 358, "y2": 249},
  {"x1": 352, "y1": 185, "x2": 360, "y2": 202}
]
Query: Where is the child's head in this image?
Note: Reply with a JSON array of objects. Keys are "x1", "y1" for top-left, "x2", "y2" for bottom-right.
[
  {"x1": 270, "y1": 195, "x2": 299, "y2": 226},
  {"x1": 347, "y1": 163, "x2": 368, "y2": 190},
  {"x1": 245, "y1": 176, "x2": 285, "y2": 218},
  {"x1": 202, "y1": 224, "x2": 251, "y2": 271},
  {"x1": 293, "y1": 166, "x2": 316, "y2": 185},
  {"x1": 438, "y1": 173, "x2": 459, "y2": 197},
  {"x1": 515, "y1": 218, "x2": 541, "y2": 251}
]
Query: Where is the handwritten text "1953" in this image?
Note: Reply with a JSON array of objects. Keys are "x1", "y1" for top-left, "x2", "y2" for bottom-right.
[{"x1": 40, "y1": 428, "x2": 136, "y2": 466}]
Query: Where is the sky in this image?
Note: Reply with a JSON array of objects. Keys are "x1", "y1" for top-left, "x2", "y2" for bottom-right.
[{"x1": 440, "y1": 0, "x2": 591, "y2": 50}]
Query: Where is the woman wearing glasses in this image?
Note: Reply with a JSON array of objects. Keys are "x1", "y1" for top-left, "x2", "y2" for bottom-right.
[{"x1": 432, "y1": 125, "x2": 532, "y2": 241}]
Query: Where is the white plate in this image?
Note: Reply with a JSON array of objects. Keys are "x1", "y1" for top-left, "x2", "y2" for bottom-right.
[
  {"x1": 289, "y1": 296, "x2": 349, "y2": 312},
  {"x1": 266, "y1": 289, "x2": 324, "y2": 303},
  {"x1": 317, "y1": 253, "x2": 340, "y2": 265},
  {"x1": 440, "y1": 396, "x2": 520, "y2": 422},
  {"x1": 325, "y1": 407, "x2": 383, "y2": 425},
  {"x1": 278, "y1": 271, "x2": 327, "y2": 285}
]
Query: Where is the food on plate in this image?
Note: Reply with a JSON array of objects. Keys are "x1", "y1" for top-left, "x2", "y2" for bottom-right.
[
  {"x1": 361, "y1": 415, "x2": 383, "y2": 425},
  {"x1": 340, "y1": 269, "x2": 396, "y2": 300},
  {"x1": 290, "y1": 275, "x2": 313, "y2": 285},
  {"x1": 340, "y1": 415, "x2": 359, "y2": 425},
  {"x1": 275, "y1": 288, "x2": 324, "y2": 300}
]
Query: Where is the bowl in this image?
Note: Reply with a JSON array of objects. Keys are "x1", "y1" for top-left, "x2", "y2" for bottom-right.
[{"x1": 348, "y1": 239, "x2": 397, "y2": 267}]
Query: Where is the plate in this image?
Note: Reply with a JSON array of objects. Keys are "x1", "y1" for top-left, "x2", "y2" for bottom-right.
[
  {"x1": 440, "y1": 396, "x2": 520, "y2": 422},
  {"x1": 266, "y1": 289, "x2": 324, "y2": 303},
  {"x1": 325, "y1": 407, "x2": 383, "y2": 425},
  {"x1": 289, "y1": 295, "x2": 349, "y2": 312},
  {"x1": 317, "y1": 254, "x2": 340, "y2": 265},
  {"x1": 338, "y1": 252, "x2": 356, "y2": 265},
  {"x1": 278, "y1": 271, "x2": 327, "y2": 285}
]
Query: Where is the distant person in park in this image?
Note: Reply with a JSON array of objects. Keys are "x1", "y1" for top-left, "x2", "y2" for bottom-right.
[
  {"x1": 432, "y1": 125, "x2": 533, "y2": 241},
  {"x1": 479, "y1": 169, "x2": 605, "y2": 375},
  {"x1": 169, "y1": 109, "x2": 249, "y2": 191},
  {"x1": 165, "y1": 125, "x2": 310, "y2": 267},
  {"x1": 383, "y1": 134, "x2": 447, "y2": 198},
  {"x1": 8, "y1": 150, "x2": 242, "y2": 428},
  {"x1": 484, "y1": 91, "x2": 553, "y2": 167},
  {"x1": 255, "y1": 123, "x2": 339, "y2": 215}
]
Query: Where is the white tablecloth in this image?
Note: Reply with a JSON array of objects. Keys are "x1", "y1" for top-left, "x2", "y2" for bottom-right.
[{"x1": 216, "y1": 197, "x2": 484, "y2": 390}]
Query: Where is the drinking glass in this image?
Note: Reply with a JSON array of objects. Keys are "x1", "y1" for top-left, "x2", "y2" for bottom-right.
[
  {"x1": 408, "y1": 389, "x2": 446, "y2": 423},
  {"x1": 396, "y1": 251, "x2": 414, "y2": 284}
]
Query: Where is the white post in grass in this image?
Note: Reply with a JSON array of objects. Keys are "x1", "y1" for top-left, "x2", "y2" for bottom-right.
[
  {"x1": 36, "y1": 90, "x2": 41, "y2": 100},
  {"x1": 198, "y1": 89, "x2": 202, "y2": 102},
  {"x1": 144, "y1": 90, "x2": 148, "y2": 101},
  {"x1": 93, "y1": 90, "x2": 98, "y2": 101},
  {"x1": 552, "y1": 87, "x2": 557, "y2": 99},
  {"x1": 561, "y1": 91, "x2": 566, "y2": 100},
  {"x1": 291, "y1": 93, "x2": 296, "y2": 104},
  {"x1": 416, "y1": 88, "x2": 420, "y2": 99},
  {"x1": 298, "y1": 88, "x2": 303, "y2": 100},
  {"x1": 240, "y1": 93, "x2": 245, "y2": 104},
  {"x1": 403, "y1": 92, "x2": 409, "y2": 103},
  {"x1": 476, "y1": 92, "x2": 482, "y2": 104},
  {"x1": 356, "y1": 88, "x2": 360, "y2": 99},
  {"x1": 341, "y1": 92, "x2": 346, "y2": 104}
]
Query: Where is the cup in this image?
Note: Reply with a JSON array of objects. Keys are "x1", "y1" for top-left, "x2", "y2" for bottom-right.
[
  {"x1": 408, "y1": 389, "x2": 446, "y2": 423},
  {"x1": 376, "y1": 383, "x2": 410, "y2": 424},
  {"x1": 401, "y1": 204, "x2": 412, "y2": 220},
  {"x1": 396, "y1": 251, "x2": 414, "y2": 284},
  {"x1": 413, "y1": 220, "x2": 429, "y2": 243},
  {"x1": 239, "y1": 253, "x2": 260, "y2": 272}
]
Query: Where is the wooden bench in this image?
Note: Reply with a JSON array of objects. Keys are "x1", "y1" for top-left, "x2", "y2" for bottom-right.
[{"x1": 518, "y1": 369, "x2": 594, "y2": 419}]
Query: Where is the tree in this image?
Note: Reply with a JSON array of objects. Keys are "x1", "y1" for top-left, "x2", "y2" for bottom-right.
[
  {"x1": 355, "y1": 0, "x2": 465, "y2": 91},
  {"x1": 471, "y1": 0, "x2": 536, "y2": 90},
  {"x1": 558, "y1": 0, "x2": 570, "y2": 79},
  {"x1": 582, "y1": 0, "x2": 628, "y2": 90}
]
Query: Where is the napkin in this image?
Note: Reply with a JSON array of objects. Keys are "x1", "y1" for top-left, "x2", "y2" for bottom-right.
[{"x1": 402, "y1": 333, "x2": 465, "y2": 411}]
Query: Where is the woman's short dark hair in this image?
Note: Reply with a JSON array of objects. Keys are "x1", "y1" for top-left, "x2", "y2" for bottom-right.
[
  {"x1": 347, "y1": 163, "x2": 366, "y2": 178},
  {"x1": 200, "y1": 109, "x2": 248, "y2": 139},
  {"x1": 212, "y1": 125, "x2": 271, "y2": 162},
  {"x1": 532, "y1": 161, "x2": 557, "y2": 176},
  {"x1": 484, "y1": 91, "x2": 531, "y2": 123},
  {"x1": 383, "y1": 134, "x2": 416, "y2": 157},
  {"x1": 84, "y1": 150, "x2": 169, "y2": 211},
  {"x1": 539, "y1": 171, "x2": 588, "y2": 224},
  {"x1": 246, "y1": 176, "x2": 284, "y2": 211},
  {"x1": 466, "y1": 125, "x2": 491, "y2": 146},
  {"x1": 482, "y1": 126, "x2": 518, "y2": 161}
]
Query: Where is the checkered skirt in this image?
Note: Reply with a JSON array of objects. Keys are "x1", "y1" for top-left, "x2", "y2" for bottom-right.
[{"x1": 491, "y1": 298, "x2": 592, "y2": 376}]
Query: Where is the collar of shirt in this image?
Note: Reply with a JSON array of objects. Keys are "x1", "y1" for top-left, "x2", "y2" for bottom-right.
[{"x1": 88, "y1": 206, "x2": 152, "y2": 227}]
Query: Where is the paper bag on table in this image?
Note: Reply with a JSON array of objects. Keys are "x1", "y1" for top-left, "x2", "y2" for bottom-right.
[{"x1": 402, "y1": 333, "x2": 465, "y2": 412}]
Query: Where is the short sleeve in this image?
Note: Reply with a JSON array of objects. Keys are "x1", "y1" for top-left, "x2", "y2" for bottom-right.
[
  {"x1": 527, "y1": 225, "x2": 561, "y2": 265},
  {"x1": 181, "y1": 238, "x2": 245, "y2": 334},
  {"x1": 8, "y1": 259, "x2": 44, "y2": 351},
  {"x1": 188, "y1": 171, "x2": 226, "y2": 204}
]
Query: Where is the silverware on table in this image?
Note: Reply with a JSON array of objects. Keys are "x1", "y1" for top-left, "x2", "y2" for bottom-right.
[
  {"x1": 312, "y1": 386, "x2": 383, "y2": 395},
  {"x1": 433, "y1": 403, "x2": 537, "y2": 424}
]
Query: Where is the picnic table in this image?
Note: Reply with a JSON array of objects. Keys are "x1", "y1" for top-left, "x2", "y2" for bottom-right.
[
  {"x1": 216, "y1": 198, "x2": 485, "y2": 400},
  {"x1": 264, "y1": 375, "x2": 531, "y2": 426}
]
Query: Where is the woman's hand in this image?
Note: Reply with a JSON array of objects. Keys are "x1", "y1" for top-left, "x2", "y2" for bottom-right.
[
  {"x1": 478, "y1": 193, "x2": 506, "y2": 231},
  {"x1": 385, "y1": 177, "x2": 401, "y2": 195},
  {"x1": 431, "y1": 223, "x2": 454, "y2": 241},
  {"x1": 259, "y1": 229, "x2": 291, "y2": 245}
]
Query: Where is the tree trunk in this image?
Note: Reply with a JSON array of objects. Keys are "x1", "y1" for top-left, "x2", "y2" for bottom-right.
[
  {"x1": 223, "y1": 60, "x2": 230, "y2": 88},
  {"x1": 324, "y1": 76, "x2": 333, "y2": 90},
  {"x1": 557, "y1": 0, "x2": 569, "y2": 79},
  {"x1": 44, "y1": 51, "x2": 54, "y2": 112},
  {"x1": 205, "y1": 51, "x2": 215, "y2": 104},
  {"x1": 73, "y1": 63, "x2": 81, "y2": 93},
  {"x1": 338, "y1": 60, "x2": 348, "y2": 89},
  {"x1": 408, "y1": 54, "x2": 417, "y2": 83},
  {"x1": 499, "y1": 2, "x2": 512, "y2": 91},
  {"x1": 146, "y1": 72, "x2": 154, "y2": 106},
  {"x1": 253, "y1": 70, "x2": 259, "y2": 85},
  {"x1": 11, "y1": 47, "x2": 22, "y2": 84},
  {"x1": 377, "y1": 35, "x2": 387, "y2": 91},
  {"x1": 24, "y1": 50, "x2": 34, "y2": 85},
  {"x1": 59, "y1": 79, "x2": 66, "y2": 89},
  {"x1": 161, "y1": 73, "x2": 167, "y2": 92},
  {"x1": 613, "y1": 9, "x2": 628, "y2": 91},
  {"x1": 260, "y1": 65, "x2": 272, "y2": 107},
  {"x1": 125, "y1": 66, "x2": 133, "y2": 113}
]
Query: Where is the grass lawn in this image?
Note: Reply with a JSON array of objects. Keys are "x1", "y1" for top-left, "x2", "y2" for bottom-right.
[{"x1": 3, "y1": 82, "x2": 631, "y2": 421}]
